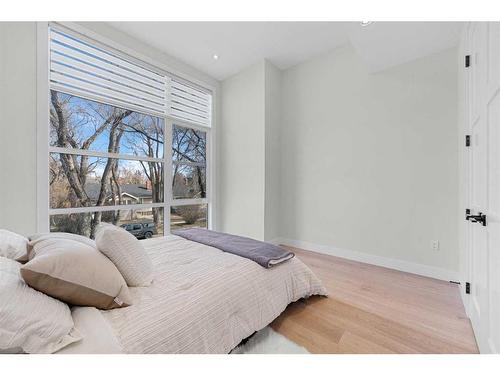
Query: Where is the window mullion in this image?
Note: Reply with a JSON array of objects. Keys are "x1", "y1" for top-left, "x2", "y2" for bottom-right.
[
  {"x1": 49, "y1": 146, "x2": 164, "y2": 163},
  {"x1": 165, "y1": 118, "x2": 173, "y2": 234},
  {"x1": 173, "y1": 160, "x2": 206, "y2": 168},
  {"x1": 49, "y1": 202, "x2": 165, "y2": 215}
]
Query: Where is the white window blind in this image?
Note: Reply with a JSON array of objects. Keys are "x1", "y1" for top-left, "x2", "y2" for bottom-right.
[
  {"x1": 49, "y1": 28, "x2": 168, "y2": 116},
  {"x1": 169, "y1": 78, "x2": 212, "y2": 127},
  {"x1": 49, "y1": 26, "x2": 213, "y2": 127}
]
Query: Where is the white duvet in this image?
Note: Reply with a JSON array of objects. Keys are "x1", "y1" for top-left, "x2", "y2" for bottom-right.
[{"x1": 64, "y1": 235, "x2": 327, "y2": 354}]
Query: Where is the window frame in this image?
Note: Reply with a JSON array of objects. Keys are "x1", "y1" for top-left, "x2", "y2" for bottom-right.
[{"x1": 36, "y1": 22, "x2": 216, "y2": 235}]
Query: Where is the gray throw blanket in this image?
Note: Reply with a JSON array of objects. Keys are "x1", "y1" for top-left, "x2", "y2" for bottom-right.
[{"x1": 172, "y1": 228, "x2": 294, "y2": 268}]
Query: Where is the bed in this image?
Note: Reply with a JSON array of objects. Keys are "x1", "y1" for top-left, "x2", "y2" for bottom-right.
[{"x1": 57, "y1": 235, "x2": 327, "y2": 354}]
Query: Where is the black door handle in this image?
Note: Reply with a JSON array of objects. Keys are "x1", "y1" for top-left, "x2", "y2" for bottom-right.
[{"x1": 466, "y1": 213, "x2": 487, "y2": 226}]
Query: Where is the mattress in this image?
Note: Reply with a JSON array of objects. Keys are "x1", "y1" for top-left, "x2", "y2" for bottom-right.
[{"x1": 65, "y1": 235, "x2": 327, "y2": 354}]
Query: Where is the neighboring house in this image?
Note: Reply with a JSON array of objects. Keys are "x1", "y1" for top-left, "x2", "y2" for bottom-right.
[
  {"x1": 172, "y1": 174, "x2": 192, "y2": 199},
  {"x1": 84, "y1": 182, "x2": 153, "y2": 205},
  {"x1": 172, "y1": 173, "x2": 204, "y2": 199},
  {"x1": 84, "y1": 182, "x2": 154, "y2": 220}
]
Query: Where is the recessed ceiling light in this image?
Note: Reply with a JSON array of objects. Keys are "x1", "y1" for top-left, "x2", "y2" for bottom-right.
[
  {"x1": 360, "y1": 21, "x2": 373, "y2": 27},
  {"x1": 213, "y1": 54, "x2": 219, "y2": 60}
]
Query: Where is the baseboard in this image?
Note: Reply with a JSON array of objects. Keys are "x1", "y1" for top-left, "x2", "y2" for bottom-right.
[
  {"x1": 270, "y1": 237, "x2": 459, "y2": 282},
  {"x1": 459, "y1": 281, "x2": 469, "y2": 314}
]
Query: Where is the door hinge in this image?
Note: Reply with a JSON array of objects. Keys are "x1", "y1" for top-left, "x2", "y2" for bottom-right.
[
  {"x1": 465, "y1": 135, "x2": 471, "y2": 147},
  {"x1": 465, "y1": 55, "x2": 471, "y2": 68},
  {"x1": 466, "y1": 282, "x2": 471, "y2": 294}
]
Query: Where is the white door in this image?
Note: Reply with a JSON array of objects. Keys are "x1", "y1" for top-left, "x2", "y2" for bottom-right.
[{"x1": 465, "y1": 22, "x2": 500, "y2": 354}]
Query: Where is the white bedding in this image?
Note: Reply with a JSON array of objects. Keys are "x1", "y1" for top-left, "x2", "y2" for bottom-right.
[
  {"x1": 56, "y1": 307, "x2": 123, "y2": 354},
  {"x1": 69, "y1": 235, "x2": 327, "y2": 354}
]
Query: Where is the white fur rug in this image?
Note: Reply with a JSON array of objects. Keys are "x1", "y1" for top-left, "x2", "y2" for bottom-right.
[{"x1": 231, "y1": 326, "x2": 310, "y2": 354}]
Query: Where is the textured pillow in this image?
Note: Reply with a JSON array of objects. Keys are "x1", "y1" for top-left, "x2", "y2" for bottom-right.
[
  {"x1": 0, "y1": 257, "x2": 82, "y2": 353},
  {"x1": 27, "y1": 232, "x2": 97, "y2": 261},
  {"x1": 29, "y1": 232, "x2": 97, "y2": 249},
  {"x1": 0, "y1": 229, "x2": 28, "y2": 261},
  {"x1": 21, "y1": 237, "x2": 132, "y2": 310},
  {"x1": 95, "y1": 223, "x2": 153, "y2": 286}
]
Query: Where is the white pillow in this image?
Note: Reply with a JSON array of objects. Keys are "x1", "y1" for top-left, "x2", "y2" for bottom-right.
[
  {"x1": 0, "y1": 229, "x2": 28, "y2": 260},
  {"x1": 95, "y1": 223, "x2": 153, "y2": 287},
  {"x1": 0, "y1": 257, "x2": 82, "y2": 353}
]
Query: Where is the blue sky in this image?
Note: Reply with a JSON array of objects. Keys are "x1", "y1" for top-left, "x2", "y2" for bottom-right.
[{"x1": 51, "y1": 91, "x2": 165, "y2": 158}]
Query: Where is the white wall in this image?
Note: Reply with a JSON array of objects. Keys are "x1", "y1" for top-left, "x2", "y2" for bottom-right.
[
  {"x1": 279, "y1": 45, "x2": 459, "y2": 274},
  {"x1": 218, "y1": 60, "x2": 281, "y2": 241},
  {"x1": 219, "y1": 62, "x2": 266, "y2": 239},
  {"x1": 264, "y1": 62, "x2": 282, "y2": 241},
  {"x1": 0, "y1": 23, "x2": 37, "y2": 235}
]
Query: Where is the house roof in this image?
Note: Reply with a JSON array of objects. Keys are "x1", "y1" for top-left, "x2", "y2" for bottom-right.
[{"x1": 85, "y1": 182, "x2": 152, "y2": 200}]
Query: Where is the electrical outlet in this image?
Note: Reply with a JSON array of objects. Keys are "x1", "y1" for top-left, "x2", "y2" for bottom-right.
[{"x1": 431, "y1": 240, "x2": 440, "y2": 251}]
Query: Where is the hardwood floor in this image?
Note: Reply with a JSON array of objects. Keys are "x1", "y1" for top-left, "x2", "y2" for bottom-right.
[{"x1": 271, "y1": 247, "x2": 479, "y2": 354}]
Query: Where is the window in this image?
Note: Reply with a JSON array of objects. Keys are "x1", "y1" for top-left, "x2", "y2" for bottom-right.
[
  {"x1": 170, "y1": 123, "x2": 208, "y2": 230},
  {"x1": 44, "y1": 25, "x2": 213, "y2": 238},
  {"x1": 49, "y1": 91, "x2": 166, "y2": 238}
]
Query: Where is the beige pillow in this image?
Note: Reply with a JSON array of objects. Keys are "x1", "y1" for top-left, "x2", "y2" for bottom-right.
[
  {"x1": 29, "y1": 232, "x2": 97, "y2": 249},
  {"x1": 95, "y1": 223, "x2": 153, "y2": 287},
  {"x1": 27, "y1": 232, "x2": 97, "y2": 261},
  {"x1": 21, "y1": 237, "x2": 132, "y2": 310}
]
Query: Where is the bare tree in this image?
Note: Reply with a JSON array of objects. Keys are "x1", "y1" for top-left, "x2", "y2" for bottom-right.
[
  {"x1": 123, "y1": 115, "x2": 164, "y2": 227},
  {"x1": 50, "y1": 91, "x2": 132, "y2": 237},
  {"x1": 171, "y1": 126, "x2": 206, "y2": 198}
]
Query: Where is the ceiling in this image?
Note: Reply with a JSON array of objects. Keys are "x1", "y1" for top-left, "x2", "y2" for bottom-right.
[
  {"x1": 345, "y1": 22, "x2": 463, "y2": 72},
  {"x1": 108, "y1": 22, "x2": 463, "y2": 81}
]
